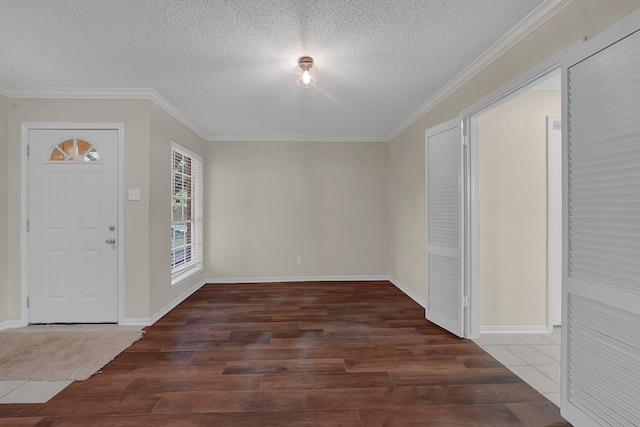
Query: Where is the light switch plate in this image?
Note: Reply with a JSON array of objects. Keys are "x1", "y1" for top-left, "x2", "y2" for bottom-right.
[{"x1": 128, "y1": 188, "x2": 141, "y2": 201}]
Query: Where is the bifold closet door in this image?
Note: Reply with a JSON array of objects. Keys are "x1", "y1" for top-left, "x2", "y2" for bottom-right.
[{"x1": 425, "y1": 119, "x2": 465, "y2": 337}]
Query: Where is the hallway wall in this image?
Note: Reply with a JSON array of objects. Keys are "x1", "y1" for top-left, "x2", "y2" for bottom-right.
[{"x1": 478, "y1": 89, "x2": 560, "y2": 327}]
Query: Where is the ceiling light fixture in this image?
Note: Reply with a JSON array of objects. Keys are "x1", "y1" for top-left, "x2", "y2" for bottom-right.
[{"x1": 297, "y1": 56, "x2": 316, "y2": 88}]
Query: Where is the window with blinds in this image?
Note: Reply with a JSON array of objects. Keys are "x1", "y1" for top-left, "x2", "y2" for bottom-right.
[{"x1": 171, "y1": 142, "x2": 202, "y2": 281}]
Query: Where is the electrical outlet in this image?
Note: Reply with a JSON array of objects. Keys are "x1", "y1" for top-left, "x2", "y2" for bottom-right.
[{"x1": 296, "y1": 256, "x2": 302, "y2": 265}]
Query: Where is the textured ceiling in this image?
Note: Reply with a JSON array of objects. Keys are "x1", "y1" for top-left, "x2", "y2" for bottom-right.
[{"x1": 0, "y1": 0, "x2": 545, "y2": 140}]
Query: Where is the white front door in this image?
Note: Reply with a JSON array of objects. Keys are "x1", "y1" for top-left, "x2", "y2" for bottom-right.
[
  {"x1": 425, "y1": 118, "x2": 465, "y2": 337},
  {"x1": 28, "y1": 128, "x2": 119, "y2": 323}
]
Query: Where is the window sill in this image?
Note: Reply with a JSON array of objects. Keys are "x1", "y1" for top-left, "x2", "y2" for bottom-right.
[{"x1": 171, "y1": 264, "x2": 203, "y2": 289}]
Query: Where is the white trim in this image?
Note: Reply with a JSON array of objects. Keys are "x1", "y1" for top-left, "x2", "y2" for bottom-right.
[
  {"x1": 117, "y1": 125, "x2": 126, "y2": 324},
  {"x1": 206, "y1": 275, "x2": 426, "y2": 308},
  {"x1": 460, "y1": 43, "x2": 575, "y2": 342},
  {"x1": 117, "y1": 317, "x2": 151, "y2": 327},
  {"x1": 119, "y1": 276, "x2": 426, "y2": 327},
  {"x1": 1, "y1": 1, "x2": 572, "y2": 145},
  {"x1": 21, "y1": 122, "x2": 125, "y2": 326},
  {"x1": 206, "y1": 134, "x2": 387, "y2": 143},
  {"x1": 0, "y1": 320, "x2": 28, "y2": 331},
  {"x1": 6, "y1": 87, "x2": 205, "y2": 140},
  {"x1": 171, "y1": 265, "x2": 204, "y2": 289},
  {"x1": 2, "y1": 87, "x2": 386, "y2": 143},
  {"x1": 120, "y1": 277, "x2": 208, "y2": 326},
  {"x1": 171, "y1": 140, "x2": 203, "y2": 161},
  {"x1": 480, "y1": 325, "x2": 552, "y2": 334},
  {"x1": 464, "y1": 116, "x2": 477, "y2": 340},
  {"x1": 388, "y1": 0, "x2": 573, "y2": 141},
  {"x1": 20, "y1": 126, "x2": 29, "y2": 325},
  {"x1": 205, "y1": 275, "x2": 390, "y2": 284},
  {"x1": 547, "y1": 116, "x2": 562, "y2": 329},
  {"x1": 388, "y1": 276, "x2": 426, "y2": 308}
]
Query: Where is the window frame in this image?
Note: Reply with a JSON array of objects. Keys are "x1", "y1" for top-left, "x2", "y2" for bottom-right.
[{"x1": 170, "y1": 141, "x2": 203, "y2": 286}]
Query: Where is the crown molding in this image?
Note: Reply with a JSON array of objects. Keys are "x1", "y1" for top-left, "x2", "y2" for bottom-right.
[
  {"x1": 2, "y1": 86, "x2": 206, "y2": 139},
  {"x1": 205, "y1": 134, "x2": 387, "y2": 143},
  {"x1": 387, "y1": 0, "x2": 573, "y2": 141},
  {"x1": 2, "y1": 0, "x2": 572, "y2": 144}
]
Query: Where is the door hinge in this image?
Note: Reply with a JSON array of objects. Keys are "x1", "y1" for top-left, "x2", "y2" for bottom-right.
[
  {"x1": 461, "y1": 120, "x2": 468, "y2": 137},
  {"x1": 26, "y1": 220, "x2": 30, "y2": 232},
  {"x1": 26, "y1": 145, "x2": 30, "y2": 157},
  {"x1": 27, "y1": 297, "x2": 30, "y2": 308},
  {"x1": 463, "y1": 296, "x2": 470, "y2": 307}
]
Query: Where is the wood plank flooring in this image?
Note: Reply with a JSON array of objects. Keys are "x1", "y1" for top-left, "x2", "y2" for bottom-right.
[{"x1": 0, "y1": 281, "x2": 571, "y2": 426}]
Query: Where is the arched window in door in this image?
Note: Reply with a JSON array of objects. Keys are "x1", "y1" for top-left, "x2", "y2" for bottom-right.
[{"x1": 49, "y1": 138, "x2": 100, "y2": 162}]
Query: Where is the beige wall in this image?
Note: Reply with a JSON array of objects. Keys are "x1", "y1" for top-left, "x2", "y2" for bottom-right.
[
  {"x1": 2, "y1": 98, "x2": 204, "y2": 323},
  {"x1": 478, "y1": 90, "x2": 560, "y2": 326},
  {"x1": 389, "y1": 0, "x2": 640, "y2": 303},
  {"x1": 0, "y1": 95, "x2": 9, "y2": 322},
  {"x1": 149, "y1": 103, "x2": 206, "y2": 315},
  {"x1": 205, "y1": 140, "x2": 389, "y2": 279},
  {"x1": 2, "y1": 0, "x2": 639, "y2": 327}
]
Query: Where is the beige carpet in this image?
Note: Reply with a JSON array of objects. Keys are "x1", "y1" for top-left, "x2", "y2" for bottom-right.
[{"x1": 0, "y1": 331, "x2": 143, "y2": 381}]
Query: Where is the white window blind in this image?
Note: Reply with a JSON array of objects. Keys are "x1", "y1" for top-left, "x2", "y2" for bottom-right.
[{"x1": 171, "y1": 142, "x2": 202, "y2": 279}]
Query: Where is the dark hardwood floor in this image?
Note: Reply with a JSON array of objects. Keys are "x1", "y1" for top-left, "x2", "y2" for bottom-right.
[{"x1": 0, "y1": 281, "x2": 571, "y2": 426}]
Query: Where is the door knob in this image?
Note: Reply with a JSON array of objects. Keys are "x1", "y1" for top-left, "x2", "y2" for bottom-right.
[{"x1": 105, "y1": 238, "x2": 116, "y2": 245}]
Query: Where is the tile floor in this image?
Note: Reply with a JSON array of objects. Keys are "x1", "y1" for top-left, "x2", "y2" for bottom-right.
[
  {"x1": 1, "y1": 324, "x2": 562, "y2": 406},
  {"x1": 473, "y1": 326, "x2": 562, "y2": 407},
  {"x1": 0, "y1": 324, "x2": 142, "y2": 404}
]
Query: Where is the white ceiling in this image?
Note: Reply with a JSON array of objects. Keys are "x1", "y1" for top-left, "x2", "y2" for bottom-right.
[{"x1": 0, "y1": 0, "x2": 549, "y2": 141}]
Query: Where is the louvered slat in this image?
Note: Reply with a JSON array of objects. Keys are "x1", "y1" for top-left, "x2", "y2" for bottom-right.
[
  {"x1": 427, "y1": 254, "x2": 460, "y2": 324},
  {"x1": 428, "y1": 132, "x2": 459, "y2": 249},
  {"x1": 567, "y1": 31, "x2": 640, "y2": 296},
  {"x1": 426, "y1": 121, "x2": 463, "y2": 337},
  {"x1": 564, "y1": 26, "x2": 640, "y2": 426},
  {"x1": 567, "y1": 294, "x2": 640, "y2": 426}
]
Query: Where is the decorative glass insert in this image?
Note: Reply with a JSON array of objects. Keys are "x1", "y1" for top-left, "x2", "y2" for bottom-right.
[{"x1": 49, "y1": 138, "x2": 100, "y2": 162}]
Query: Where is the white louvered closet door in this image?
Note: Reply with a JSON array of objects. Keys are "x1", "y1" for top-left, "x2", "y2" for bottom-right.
[
  {"x1": 561, "y1": 18, "x2": 640, "y2": 427},
  {"x1": 426, "y1": 119, "x2": 465, "y2": 337}
]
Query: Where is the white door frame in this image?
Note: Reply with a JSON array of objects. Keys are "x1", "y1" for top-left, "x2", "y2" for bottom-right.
[
  {"x1": 547, "y1": 116, "x2": 562, "y2": 328},
  {"x1": 460, "y1": 46, "x2": 574, "y2": 338},
  {"x1": 20, "y1": 122, "x2": 126, "y2": 325}
]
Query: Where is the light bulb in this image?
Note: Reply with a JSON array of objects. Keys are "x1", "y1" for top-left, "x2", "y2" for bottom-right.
[
  {"x1": 302, "y1": 69, "x2": 311, "y2": 85},
  {"x1": 296, "y1": 56, "x2": 316, "y2": 88}
]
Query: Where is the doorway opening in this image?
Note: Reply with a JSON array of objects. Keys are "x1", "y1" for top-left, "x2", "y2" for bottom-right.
[
  {"x1": 475, "y1": 70, "x2": 561, "y2": 333},
  {"x1": 464, "y1": 68, "x2": 562, "y2": 405}
]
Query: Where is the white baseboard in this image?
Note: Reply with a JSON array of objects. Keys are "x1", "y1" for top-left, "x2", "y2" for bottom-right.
[
  {"x1": 205, "y1": 275, "x2": 427, "y2": 310},
  {"x1": 118, "y1": 317, "x2": 151, "y2": 326},
  {"x1": 480, "y1": 325, "x2": 552, "y2": 334},
  {"x1": 204, "y1": 275, "x2": 390, "y2": 284},
  {"x1": 0, "y1": 320, "x2": 28, "y2": 331},
  {"x1": 119, "y1": 275, "x2": 426, "y2": 327},
  {"x1": 119, "y1": 278, "x2": 208, "y2": 327},
  {"x1": 387, "y1": 276, "x2": 426, "y2": 308}
]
